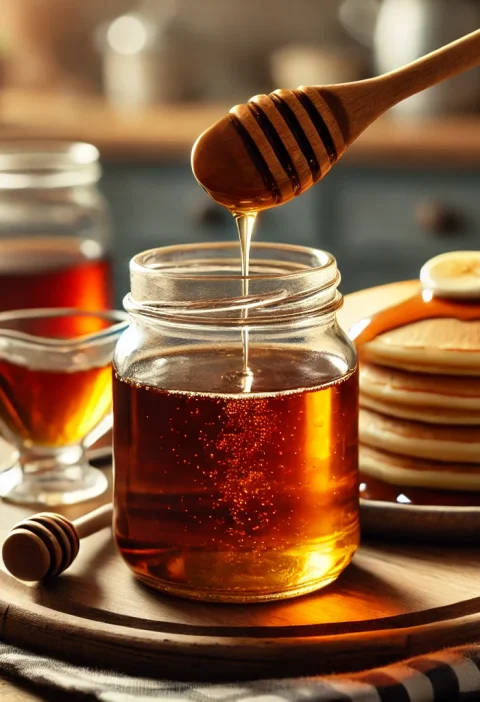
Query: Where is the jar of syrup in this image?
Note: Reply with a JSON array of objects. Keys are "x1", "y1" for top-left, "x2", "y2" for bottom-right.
[
  {"x1": 0, "y1": 141, "x2": 112, "y2": 312},
  {"x1": 113, "y1": 242, "x2": 359, "y2": 602}
]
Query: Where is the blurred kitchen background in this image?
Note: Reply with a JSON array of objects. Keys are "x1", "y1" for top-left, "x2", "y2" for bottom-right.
[{"x1": 0, "y1": 0, "x2": 480, "y2": 308}]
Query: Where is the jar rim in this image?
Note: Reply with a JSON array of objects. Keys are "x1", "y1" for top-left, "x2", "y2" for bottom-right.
[
  {"x1": 131, "y1": 241, "x2": 336, "y2": 281},
  {"x1": 126, "y1": 242, "x2": 342, "y2": 327},
  {"x1": 0, "y1": 141, "x2": 101, "y2": 190}
]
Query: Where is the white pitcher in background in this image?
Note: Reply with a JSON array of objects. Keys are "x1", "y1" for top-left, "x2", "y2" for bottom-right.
[{"x1": 339, "y1": 0, "x2": 480, "y2": 115}]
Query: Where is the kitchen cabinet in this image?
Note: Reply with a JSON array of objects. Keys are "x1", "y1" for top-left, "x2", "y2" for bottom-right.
[
  {"x1": 101, "y1": 161, "x2": 480, "y2": 306},
  {"x1": 2, "y1": 90, "x2": 479, "y2": 302}
]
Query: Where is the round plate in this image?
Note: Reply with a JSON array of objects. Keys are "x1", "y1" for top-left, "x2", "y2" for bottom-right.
[{"x1": 360, "y1": 498, "x2": 480, "y2": 543}]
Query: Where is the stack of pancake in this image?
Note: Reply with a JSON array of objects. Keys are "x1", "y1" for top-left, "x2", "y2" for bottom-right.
[{"x1": 359, "y1": 317, "x2": 480, "y2": 493}]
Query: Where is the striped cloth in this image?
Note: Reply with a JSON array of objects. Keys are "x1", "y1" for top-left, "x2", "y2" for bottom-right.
[{"x1": 1, "y1": 642, "x2": 480, "y2": 701}]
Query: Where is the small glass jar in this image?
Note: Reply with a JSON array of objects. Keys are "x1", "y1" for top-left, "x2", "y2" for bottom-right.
[
  {"x1": 113, "y1": 242, "x2": 359, "y2": 603},
  {"x1": 0, "y1": 141, "x2": 112, "y2": 312}
]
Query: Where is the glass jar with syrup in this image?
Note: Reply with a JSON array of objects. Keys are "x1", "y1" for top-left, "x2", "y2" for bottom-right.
[
  {"x1": 0, "y1": 141, "x2": 112, "y2": 312},
  {"x1": 113, "y1": 241, "x2": 359, "y2": 602}
]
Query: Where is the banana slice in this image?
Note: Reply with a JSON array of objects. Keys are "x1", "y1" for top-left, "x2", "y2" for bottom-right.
[{"x1": 420, "y1": 251, "x2": 480, "y2": 299}]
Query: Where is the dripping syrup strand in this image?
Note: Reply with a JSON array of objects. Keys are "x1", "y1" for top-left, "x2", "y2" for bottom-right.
[{"x1": 234, "y1": 212, "x2": 257, "y2": 389}]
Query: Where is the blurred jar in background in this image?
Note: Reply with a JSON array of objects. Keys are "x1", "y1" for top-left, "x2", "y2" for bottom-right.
[
  {"x1": 99, "y1": 0, "x2": 199, "y2": 109},
  {"x1": 0, "y1": 142, "x2": 113, "y2": 312}
]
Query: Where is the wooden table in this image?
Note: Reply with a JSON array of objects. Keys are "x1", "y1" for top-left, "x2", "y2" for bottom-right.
[{"x1": 1, "y1": 280, "x2": 478, "y2": 700}]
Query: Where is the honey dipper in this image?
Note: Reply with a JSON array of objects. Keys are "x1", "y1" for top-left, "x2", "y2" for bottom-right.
[
  {"x1": 2, "y1": 503, "x2": 113, "y2": 582},
  {"x1": 192, "y1": 29, "x2": 480, "y2": 211}
]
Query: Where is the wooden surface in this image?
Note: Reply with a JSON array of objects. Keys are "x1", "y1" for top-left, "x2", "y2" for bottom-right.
[
  {"x1": 0, "y1": 280, "x2": 479, "y2": 692},
  {"x1": 2, "y1": 89, "x2": 480, "y2": 165}
]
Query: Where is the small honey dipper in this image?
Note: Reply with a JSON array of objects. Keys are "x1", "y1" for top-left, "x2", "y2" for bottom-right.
[
  {"x1": 2, "y1": 503, "x2": 113, "y2": 582},
  {"x1": 192, "y1": 29, "x2": 480, "y2": 211}
]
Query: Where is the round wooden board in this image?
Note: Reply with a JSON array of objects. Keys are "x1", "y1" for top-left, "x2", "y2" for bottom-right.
[{"x1": 0, "y1": 280, "x2": 479, "y2": 682}]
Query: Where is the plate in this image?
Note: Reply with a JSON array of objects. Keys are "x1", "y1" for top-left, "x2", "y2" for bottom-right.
[{"x1": 360, "y1": 498, "x2": 480, "y2": 543}]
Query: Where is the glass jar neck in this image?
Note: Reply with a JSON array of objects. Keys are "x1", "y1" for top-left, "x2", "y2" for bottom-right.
[
  {"x1": 125, "y1": 242, "x2": 342, "y2": 329},
  {"x1": 0, "y1": 142, "x2": 101, "y2": 191}
]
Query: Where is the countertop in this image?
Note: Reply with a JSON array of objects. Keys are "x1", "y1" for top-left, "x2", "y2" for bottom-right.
[
  {"x1": 0, "y1": 280, "x2": 478, "y2": 702},
  {"x1": 1, "y1": 89, "x2": 480, "y2": 165}
]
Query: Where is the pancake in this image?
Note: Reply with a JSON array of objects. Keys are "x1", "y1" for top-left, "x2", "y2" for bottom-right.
[
  {"x1": 360, "y1": 362, "x2": 480, "y2": 411},
  {"x1": 361, "y1": 318, "x2": 480, "y2": 375},
  {"x1": 359, "y1": 407, "x2": 480, "y2": 463},
  {"x1": 360, "y1": 394, "x2": 480, "y2": 425},
  {"x1": 360, "y1": 444, "x2": 480, "y2": 491}
]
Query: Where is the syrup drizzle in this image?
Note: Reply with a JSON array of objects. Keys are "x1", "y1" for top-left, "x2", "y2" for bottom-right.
[
  {"x1": 351, "y1": 288, "x2": 480, "y2": 349},
  {"x1": 234, "y1": 212, "x2": 257, "y2": 392}
]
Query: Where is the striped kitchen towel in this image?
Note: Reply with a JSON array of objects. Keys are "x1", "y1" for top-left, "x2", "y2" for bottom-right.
[{"x1": 1, "y1": 642, "x2": 480, "y2": 701}]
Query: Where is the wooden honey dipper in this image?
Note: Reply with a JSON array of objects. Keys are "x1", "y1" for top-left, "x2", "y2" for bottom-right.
[
  {"x1": 192, "y1": 29, "x2": 480, "y2": 212},
  {"x1": 2, "y1": 503, "x2": 113, "y2": 582}
]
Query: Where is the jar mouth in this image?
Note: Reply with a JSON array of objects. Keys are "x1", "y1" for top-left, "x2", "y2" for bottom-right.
[
  {"x1": 131, "y1": 241, "x2": 335, "y2": 280},
  {"x1": 126, "y1": 242, "x2": 342, "y2": 326},
  {"x1": 0, "y1": 141, "x2": 101, "y2": 189}
]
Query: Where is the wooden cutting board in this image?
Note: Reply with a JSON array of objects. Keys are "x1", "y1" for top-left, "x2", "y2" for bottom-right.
[{"x1": 0, "y1": 280, "x2": 479, "y2": 682}]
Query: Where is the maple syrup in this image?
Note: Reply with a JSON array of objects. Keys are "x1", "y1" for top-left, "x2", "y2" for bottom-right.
[
  {"x1": 0, "y1": 312, "x2": 115, "y2": 448},
  {"x1": 113, "y1": 346, "x2": 359, "y2": 602},
  {"x1": 234, "y1": 212, "x2": 256, "y2": 380},
  {"x1": 0, "y1": 236, "x2": 112, "y2": 313},
  {"x1": 351, "y1": 289, "x2": 480, "y2": 348},
  {"x1": 0, "y1": 358, "x2": 112, "y2": 448}
]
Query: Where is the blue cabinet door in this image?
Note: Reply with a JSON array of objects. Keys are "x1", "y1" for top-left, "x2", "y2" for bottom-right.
[
  {"x1": 101, "y1": 162, "x2": 320, "y2": 305},
  {"x1": 101, "y1": 161, "x2": 480, "y2": 303},
  {"x1": 321, "y1": 167, "x2": 480, "y2": 293}
]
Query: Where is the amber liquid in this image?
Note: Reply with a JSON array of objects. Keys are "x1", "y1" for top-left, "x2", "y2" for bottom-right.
[
  {"x1": 0, "y1": 236, "x2": 112, "y2": 312},
  {"x1": 113, "y1": 347, "x2": 359, "y2": 602},
  {"x1": 0, "y1": 315, "x2": 113, "y2": 448},
  {"x1": 234, "y1": 212, "x2": 256, "y2": 380},
  {"x1": 354, "y1": 290, "x2": 480, "y2": 507},
  {"x1": 0, "y1": 359, "x2": 112, "y2": 448},
  {"x1": 351, "y1": 289, "x2": 480, "y2": 348}
]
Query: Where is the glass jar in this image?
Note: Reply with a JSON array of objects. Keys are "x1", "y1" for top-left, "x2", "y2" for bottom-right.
[
  {"x1": 0, "y1": 141, "x2": 112, "y2": 312},
  {"x1": 113, "y1": 242, "x2": 359, "y2": 603}
]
